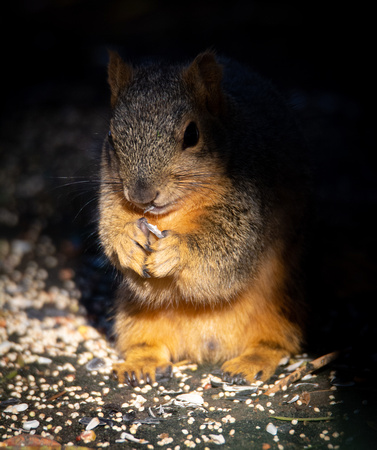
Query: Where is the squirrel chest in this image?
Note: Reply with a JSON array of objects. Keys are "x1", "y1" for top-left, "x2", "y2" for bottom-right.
[{"x1": 98, "y1": 51, "x2": 308, "y2": 384}]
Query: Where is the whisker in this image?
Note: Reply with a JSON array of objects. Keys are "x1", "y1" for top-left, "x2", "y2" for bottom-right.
[
  {"x1": 52, "y1": 177, "x2": 122, "y2": 190},
  {"x1": 73, "y1": 196, "x2": 100, "y2": 222},
  {"x1": 83, "y1": 228, "x2": 101, "y2": 244}
]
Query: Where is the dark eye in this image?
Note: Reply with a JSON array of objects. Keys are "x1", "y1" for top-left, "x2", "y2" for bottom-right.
[
  {"x1": 108, "y1": 130, "x2": 115, "y2": 148},
  {"x1": 182, "y1": 122, "x2": 199, "y2": 150}
]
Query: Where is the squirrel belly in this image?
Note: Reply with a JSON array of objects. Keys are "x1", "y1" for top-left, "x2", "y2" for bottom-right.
[{"x1": 99, "y1": 51, "x2": 308, "y2": 384}]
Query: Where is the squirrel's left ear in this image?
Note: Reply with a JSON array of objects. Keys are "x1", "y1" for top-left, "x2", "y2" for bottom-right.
[
  {"x1": 183, "y1": 51, "x2": 224, "y2": 116},
  {"x1": 107, "y1": 50, "x2": 133, "y2": 108}
]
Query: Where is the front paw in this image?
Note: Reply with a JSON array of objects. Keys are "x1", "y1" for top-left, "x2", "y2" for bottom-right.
[
  {"x1": 112, "y1": 220, "x2": 151, "y2": 277},
  {"x1": 145, "y1": 230, "x2": 182, "y2": 278}
]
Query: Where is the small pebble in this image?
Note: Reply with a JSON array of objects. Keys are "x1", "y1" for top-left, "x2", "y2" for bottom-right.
[
  {"x1": 79, "y1": 430, "x2": 96, "y2": 443},
  {"x1": 176, "y1": 392, "x2": 204, "y2": 405},
  {"x1": 86, "y1": 417, "x2": 101, "y2": 430},
  {"x1": 23, "y1": 420, "x2": 39, "y2": 430},
  {"x1": 4, "y1": 403, "x2": 28, "y2": 414},
  {"x1": 266, "y1": 423, "x2": 278, "y2": 436},
  {"x1": 37, "y1": 356, "x2": 52, "y2": 364},
  {"x1": 209, "y1": 434, "x2": 225, "y2": 445}
]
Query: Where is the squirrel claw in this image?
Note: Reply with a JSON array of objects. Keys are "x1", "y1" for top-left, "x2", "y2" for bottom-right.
[
  {"x1": 123, "y1": 371, "x2": 138, "y2": 387},
  {"x1": 222, "y1": 371, "x2": 249, "y2": 385},
  {"x1": 137, "y1": 217, "x2": 150, "y2": 238},
  {"x1": 142, "y1": 267, "x2": 151, "y2": 278},
  {"x1": 155, "y1": 364, "x2": 173, "y2": 381},
  {"x1": 113, "y1": 369, "x2": 139, "y2": 387},
  {"x1": 130, "y1": 371, "x2": 139, "y2": 386}
]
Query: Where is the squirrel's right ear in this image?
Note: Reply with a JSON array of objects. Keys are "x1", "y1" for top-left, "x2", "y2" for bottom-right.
[
  {"x1": 183, "y1": 52, "x2": 224, "y2": 116},
  {"x1": 107, "y1": 50, "x2": 133, "y2": 108}
]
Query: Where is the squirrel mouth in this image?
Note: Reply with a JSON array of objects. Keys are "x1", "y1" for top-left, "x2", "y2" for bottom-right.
[
  {"x1": 127, "y1": 199, "x2": 171, "y2": 215},
  {"x1": 143, "y1": 204, "x2": 170, "y2": 215},
  {"x1": 128, "y1": 196, "x2": 178, "y2": 215}
]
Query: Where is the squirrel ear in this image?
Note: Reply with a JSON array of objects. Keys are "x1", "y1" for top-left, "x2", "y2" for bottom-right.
[
  {"x1": 107, "y1": 50, "x2": 133, "y2": 108},
  {"x1": 183, "y1": 51, "x2": 224, "y2": 115}
]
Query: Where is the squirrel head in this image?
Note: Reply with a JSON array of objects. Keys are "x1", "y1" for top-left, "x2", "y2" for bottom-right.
[{"x1": 103, "y1": 51, "x2": 229, "y2": 216}]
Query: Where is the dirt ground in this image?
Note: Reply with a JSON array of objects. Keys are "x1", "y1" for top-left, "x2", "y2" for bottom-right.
[{"x1": 1, "y1": 1, "x2": 376, "y2": 449}]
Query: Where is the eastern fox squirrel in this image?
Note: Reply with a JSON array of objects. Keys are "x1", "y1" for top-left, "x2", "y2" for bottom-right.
[{"x1": 99, "y1": 51, "x2": 308, "y2": 385}]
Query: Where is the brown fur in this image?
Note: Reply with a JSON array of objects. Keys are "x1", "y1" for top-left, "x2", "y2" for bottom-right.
[{"x1": 99, "y1": 51, "x2": 307, "y2": 384}]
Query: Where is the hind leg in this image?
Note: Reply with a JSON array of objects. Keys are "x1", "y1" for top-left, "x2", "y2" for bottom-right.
[{"x1": 221, "y1": 342, "x2": 288, "y2": 384}]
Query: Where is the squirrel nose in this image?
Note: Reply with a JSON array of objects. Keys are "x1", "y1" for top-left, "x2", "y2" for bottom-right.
[{"x1": 128, "y1": 180, "x2": 159, "y2": 207}]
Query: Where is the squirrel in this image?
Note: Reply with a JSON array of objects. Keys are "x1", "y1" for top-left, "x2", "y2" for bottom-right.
[{"x1": 98, "y1": 50, "x2": 308, "y2": 385}]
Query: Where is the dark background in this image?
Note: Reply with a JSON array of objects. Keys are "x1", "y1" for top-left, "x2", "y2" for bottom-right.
[{"x1": 1, "y1": 1, "x2": 375, "y2": 369}]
